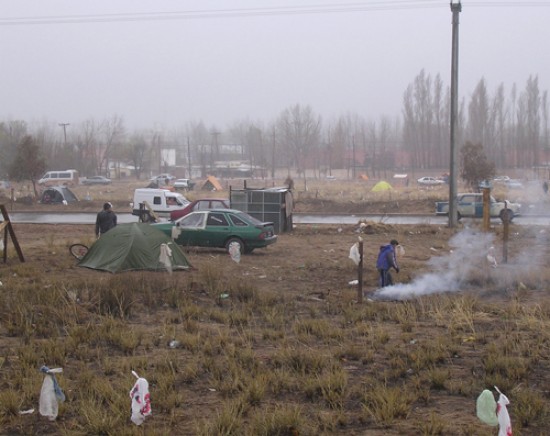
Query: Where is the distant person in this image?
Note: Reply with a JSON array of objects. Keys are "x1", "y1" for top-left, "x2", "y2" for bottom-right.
[
  {"x1": 376, "y1": 239, "x2": 400, "y2": 287},
  {"x1": 284, "y1": 175, "x2": 295, "y2": 190},
  {"x1": 95, "y1": 202, "x2": 117, "y2": 237},
  {"x1": 543, "y1": 180, "x2": 548, "y2": 195}
]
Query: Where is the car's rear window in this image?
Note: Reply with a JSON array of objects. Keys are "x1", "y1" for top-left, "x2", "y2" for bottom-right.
[
  {"x1": 232, "y1": 212, "x2": 263, "y2": 226},
  {"x1": 229, "y1": 214, "x2": 248, "y2": 227}
]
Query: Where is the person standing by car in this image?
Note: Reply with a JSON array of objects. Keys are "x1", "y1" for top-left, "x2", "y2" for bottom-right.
[
  {"x1": 95, "y1": 202, "x2": 117, "y2": 237},
  {"x1": 376, "y1": 239, "x2": 399, "y2": 287}
]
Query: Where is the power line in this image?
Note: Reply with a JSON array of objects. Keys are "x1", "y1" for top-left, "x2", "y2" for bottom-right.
[
  {"x1": 0, "y1": 0, "x2": 550, "y2": 26},
  {"x1": 3, "y1": 1, "x2": 548, "y2": 27},
  {"x1": 0, "y1": 2, "x2": 442, "y2": 26}
]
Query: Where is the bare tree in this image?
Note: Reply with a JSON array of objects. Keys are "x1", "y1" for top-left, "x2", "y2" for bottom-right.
[
  {"x1": 327, "y1": 117, "x2": 349, "y2": 171},
  {"x1": 185, "y1": 121, "x2": 210, "y2": 177},
  {"x1": 8, "y1": 135, "x2": 46, "y2": 197},
  {"x1": 491, "y1": 83, "x2": 507, "y2": 168},
  {"x1": 126, "y1": 133, "x2": 148, "y2": 180},
  {"x1": 432, "y1": 74, "x2": 448, "y2": 168},
  {"x1": 402, "y1": 70, "x2": 438, "y2": 169},
  {"x1": 524, "y1": 75, "x2": 541, "y2": 166},
  {"x1": 98, "y1": 115, "x2": 125, "y2": 175},
  {"x1": 467, "y1": 78, "x2": 490, "y2": 149},
  {"x1": 0, "y1": 120, "x2": 28, "y2": 176},
  {"x1": 542, "y1": 91, "x2": 549, "y2": 158},
  {"x1": 276, "y1": 104, "x2": 321, "y2": 178},
  {"x1": 74, "y1": 118, "x2": 100, "y2": 176}
]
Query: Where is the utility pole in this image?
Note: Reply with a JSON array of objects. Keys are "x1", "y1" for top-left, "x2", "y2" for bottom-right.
[
  {"x1": 187, "y1": 137, "x2": 192, "y2": 178},
  {"x1": 449, "y1": 0, "x2": 462, "y2": 228},
  {"x1": 154, "y1": 131, "x2": 162, "y2": 174},
  {"x1": 271, "y1": 128, "x2": 276, "y2": 179},
  {"x1": 328, "y1": 126, "x2": 332, "y2": 177},
  {"x1": 352, "y1": 135, "x2": 356, "y2": 179},
  {"x1": 58, "y1": 123, "x2": 69, "y2": 148},
  {"x1": 210, "y1": 129, "x2": 220, "y2": 172}
]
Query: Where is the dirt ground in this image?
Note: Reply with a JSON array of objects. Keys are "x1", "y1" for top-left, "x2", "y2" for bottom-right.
[
  {"x1": 6, "y1": 212, "x2": 540, "y2": 300},
  {"x1": 1, "y1": 179, "x2": 549, "y2": 434}
]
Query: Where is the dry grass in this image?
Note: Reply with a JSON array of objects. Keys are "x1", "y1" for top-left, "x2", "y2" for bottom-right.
[{"x1": 1, "y1": 177, "x2": 550, "y2": 434}]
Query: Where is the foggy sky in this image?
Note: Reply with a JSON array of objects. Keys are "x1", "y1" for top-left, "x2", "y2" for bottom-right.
[{"x1": 1, "y1": 0, "x2": 549, "y2": 131}]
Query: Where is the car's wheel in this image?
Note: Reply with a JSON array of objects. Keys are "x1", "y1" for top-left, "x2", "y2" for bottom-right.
[
  {"x1": 69, "y1": 243, "x2": 89, "y2": 260},
  {"x1": 446, "y1": 211, "x2": 461, "y2": 220},
  {"x1": 499, "y1": 209, "x2": 514, "y2": 223},
  {"x1": 225, "y1": 237, "x2": 245, "y2": 254}
]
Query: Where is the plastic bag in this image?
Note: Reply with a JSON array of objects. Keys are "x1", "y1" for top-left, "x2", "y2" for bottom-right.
[
  {"x1": 39, "y1": 366, "x2": 65, "y2": 421},
  {"x1": 228, "y1": 242, "x2": 241, "y2": 264},
  {"x1": 476, "y1": 389, "x2": 498, "y2": 426},
  {"x1": 476, "y1": 387, "x2": 512, "y2": 436},
  {"x1": 495, "y1": 386, "x2": 512, "y2": 436},
  {"x1": 349, "y1": 243, "x2": 360, "y2": 265},
  {"x1": 171, "y1": 226, "x2": 181, "y2": 240},
  {"x1": 396, "y1": 244, "x2": 405, "y2": 257},
  {"x1": 159, "y1": 243, "x2": 173, "y2": 274},
  {"x1": 130, "y1": 371, "x2": 151, "y2": 426}
]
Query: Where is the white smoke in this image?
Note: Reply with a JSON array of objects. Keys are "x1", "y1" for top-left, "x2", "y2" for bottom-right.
[{"x1": 374, "y1": 230, "x2": 495, "y2": 301}]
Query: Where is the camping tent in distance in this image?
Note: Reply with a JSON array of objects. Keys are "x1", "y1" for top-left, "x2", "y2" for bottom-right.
[
  {"x1": 40, "y1": 186, "x2": 79, "y2": 204},
  {"x1": 78, "y1": 223, "x2": 191, "y2": 273},
  {"x1": 371, "y1": 181, "x2": 393, "y2": 192}
]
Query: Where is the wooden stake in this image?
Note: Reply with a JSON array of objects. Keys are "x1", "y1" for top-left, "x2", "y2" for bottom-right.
[
  {"x1": 0, "y1": 204, "x2": 25, "y2": 263},
  {"x1": 357, "y1": 238, "x2": 363, "y2": 303}
]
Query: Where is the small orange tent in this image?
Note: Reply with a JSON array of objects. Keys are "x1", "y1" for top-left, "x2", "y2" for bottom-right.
[{"x1": 201, "y1": 175, "x2": 224, "y2": 191}]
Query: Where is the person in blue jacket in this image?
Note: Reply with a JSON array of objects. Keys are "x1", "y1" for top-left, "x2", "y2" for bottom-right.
[{"x1": 376, "y1": 239, "x2": 399, "y2": 287}]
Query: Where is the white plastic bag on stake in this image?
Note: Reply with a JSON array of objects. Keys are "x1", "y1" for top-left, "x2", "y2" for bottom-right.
[
  {"x1": 129, "y1": 371, "x2": 151, "y2": 426},
  {"x1": 39, "y1": 366, "x2": 65, "y2": 421},
  {"x1": 495, "y1": 386, "x2": 512, "y2": 436},
  {"x1": 349, "y1": 243, "x2": 360, "y2": 266}
]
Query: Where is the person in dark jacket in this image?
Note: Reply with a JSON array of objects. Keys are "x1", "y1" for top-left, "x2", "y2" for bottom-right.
[
  {"x1": 95, "y1": 202, "x2": 117, "y2": 237},
  {"x1": 376, "y1": 239, "x2": 399, "y2": 287}
]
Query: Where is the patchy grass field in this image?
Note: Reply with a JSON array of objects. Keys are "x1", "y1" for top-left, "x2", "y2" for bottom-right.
[{"x1": 0, "y1": 177, "x2": 549, "y2": 435}]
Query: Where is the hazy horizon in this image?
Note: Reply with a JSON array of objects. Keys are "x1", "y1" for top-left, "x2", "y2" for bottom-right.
[{"x1": 2, "y1": 1, "x2": 549, "y2": 131}]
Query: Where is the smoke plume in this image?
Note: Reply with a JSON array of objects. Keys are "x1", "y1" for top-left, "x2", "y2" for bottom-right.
[{"x1": 373, "y1": 230, "x2": 495, "y2": 301}]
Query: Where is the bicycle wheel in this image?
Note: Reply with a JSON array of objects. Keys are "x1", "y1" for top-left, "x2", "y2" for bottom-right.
[{"x1": 69, "y1": 243, "x2": 89, "y2": 260}]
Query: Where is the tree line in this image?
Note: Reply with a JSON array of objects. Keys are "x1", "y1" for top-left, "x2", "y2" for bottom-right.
[{"x1": 1, "y1": 70, "x2": 547, "y2": 185}]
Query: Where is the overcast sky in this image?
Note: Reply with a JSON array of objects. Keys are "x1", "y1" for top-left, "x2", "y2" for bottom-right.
[{"x1": 1, "y1": 1, "x2": 549, "y2": 132}]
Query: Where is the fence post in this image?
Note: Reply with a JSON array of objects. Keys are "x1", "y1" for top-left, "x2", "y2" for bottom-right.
[
  {"x1": 502, "y1": 203, "x2": 509, "y2": 263},
  {"x1": 357, "y1": 238, "x2": 363, "y2": 303}
]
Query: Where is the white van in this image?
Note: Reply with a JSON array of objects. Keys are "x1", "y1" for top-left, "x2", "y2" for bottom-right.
[
  {"x1": 132, "y1": 188, "x2": 189, "y2": 221},
  {"x1": 38, "y1": 169, "x2": 79, "y2": 186}
]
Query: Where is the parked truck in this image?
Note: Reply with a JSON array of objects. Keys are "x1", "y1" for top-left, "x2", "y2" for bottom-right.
[{"x1": 435, "y1": 193, "x2": 521, "y2": 222}]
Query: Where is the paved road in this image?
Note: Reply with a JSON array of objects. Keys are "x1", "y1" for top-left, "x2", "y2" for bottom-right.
[{"x1": 5, "y1": 212, "x2": 550, "y2": 226}]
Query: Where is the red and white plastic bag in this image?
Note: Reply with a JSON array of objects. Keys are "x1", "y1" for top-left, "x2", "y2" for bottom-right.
[{"x1": 129, "y1": 370, "x2": 151, "y2": 425}]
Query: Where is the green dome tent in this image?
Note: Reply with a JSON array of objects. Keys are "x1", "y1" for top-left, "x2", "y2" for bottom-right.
[
  {"x1": 78, "y1": 223, "x2": 191, "y2": 273},
  {"x1": 371, "y1": 181, "x2": 393, "y2": 192}
]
